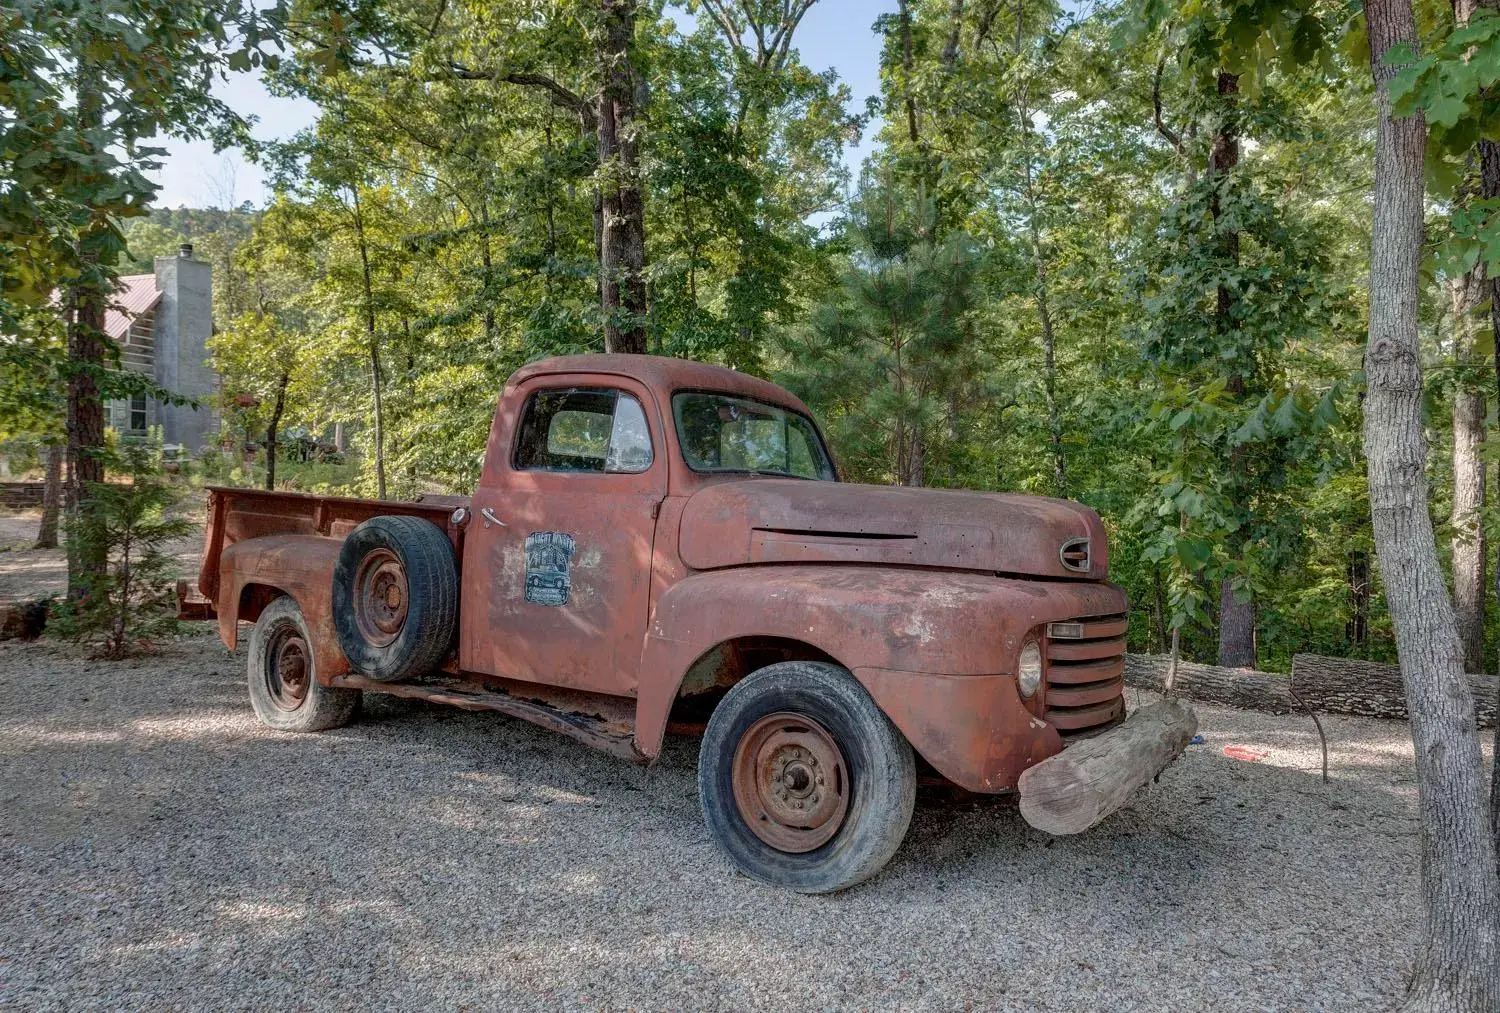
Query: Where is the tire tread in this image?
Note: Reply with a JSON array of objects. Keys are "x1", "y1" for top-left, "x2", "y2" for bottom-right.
[
  {"x1": 332, "y1": 515, "x2": 458, "y2": 681},
  {"x1": 247, "y1": 596, "x2": 359, "y2": 732},
  {"x1": 698, "y1": 660, "x2": 916, "y2": 893}
]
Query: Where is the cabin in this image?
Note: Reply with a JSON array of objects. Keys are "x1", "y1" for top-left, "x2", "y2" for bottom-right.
[{"x1": 106, "y1": 243, "x2": 217, "y2": 451}]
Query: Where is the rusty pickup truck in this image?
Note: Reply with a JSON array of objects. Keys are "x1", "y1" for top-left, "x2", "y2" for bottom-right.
[{"x1": 190, "y1": 354, "x2": 1136, "y2": 892}]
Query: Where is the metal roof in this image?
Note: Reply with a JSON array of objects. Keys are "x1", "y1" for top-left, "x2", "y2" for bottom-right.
[{"x1": 105, "y1": 274, "x2": 162, "y2": 341}]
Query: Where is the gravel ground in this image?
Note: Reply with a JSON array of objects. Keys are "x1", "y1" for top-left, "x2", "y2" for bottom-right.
[
  {"x1": 0, "y1": 632, "x2": 1434, "y2": 1011},
  {"x1": 0, "y1": 509, "x2": 200, "y2": 605}
]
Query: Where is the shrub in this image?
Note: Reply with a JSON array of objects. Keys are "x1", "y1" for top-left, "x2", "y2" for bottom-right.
[{"x1": 50, "y1": 444, "x2": 195, "y2": 658}]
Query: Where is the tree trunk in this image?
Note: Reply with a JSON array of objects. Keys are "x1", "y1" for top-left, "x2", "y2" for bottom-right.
[
  {"x1": 65, "y1": 43, "x2": 107, "y2": 597},
  {"x1": 1477, "y1": 47, "x2": 1500, "y2": 859},
  {"x1": 1217, "y1": 580, "x2": 1256, "y2": 668},
  {"x1": 478, "y1": 199, "x2": 497, "y2": 346},
  {"x1": 1126, "y1": 654, "x2": 1298, "y2": 713},
  {"x1": 1210, "y1": 70, "x2": 1242, "y2": 357},
  {"x1": 349, "y1": 187, "x2": 387, "y2": 499},
  {"x1": 1151, "y1": 566, "x2": 1169, "y2": 653},
  {"x1": 264, "y1": 372, "x2": 288, "y2": 492},
  {"x1": 1363, "y1": 2, "x2": 1500, "y2": 1006},
  {"x1": 597, "y1": 0, "x2": 648, "y2": 354},
  {"x1": 34, "y1": 443, "x2": 61, "y2": 550},
  {"x1": 899, "y1": 0, "x2": 920, "y2": 146},
  {"x1": 1018, "y1": 698, "x2": 1197, "y2": 835},
  {"x1": 1347, "y1": 549, "x2": 1371, "y2": 651},
  {"x1": 1291, "y1": 654, "x2": 1498, "y2": 725},
  {"x1": 1452, "y1": 382, "x2": 1486, "y2": 672},
  {"x1": 1124, "y1": 652, "x2": 1500, "y2": 725},
  {"x1": 941, "y1": 0, "x2": 966, "y2": 68},
  {"x1": 1016, "y1": 100, "x2": 1064, "y2": 496},
  {"x1": 1034, "y1": 251, "x2": 1065, "y2": 497},
  {"x1": 904, "y1": 425, "x2": 926, "y2": 487},
  {"x1": 65, "y1": 264, "x2": 107, "y2": 591},
  {"x1": 1208, "y1": 69, "x2": 1258, "y2": 670},
  {"x1": 368, "y1": 341, "x2": 386, "y2": 500}
]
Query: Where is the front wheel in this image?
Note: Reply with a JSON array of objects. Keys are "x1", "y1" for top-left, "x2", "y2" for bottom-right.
[
  {"x1": 698, "y1": 661, "x2": 916, "y2": 893},
  {"x1": 247, "y1": 596, "x2": 359, "y2": 732}
]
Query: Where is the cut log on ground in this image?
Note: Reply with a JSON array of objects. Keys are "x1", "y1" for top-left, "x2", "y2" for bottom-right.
[
  {"x1": 1123, "y1": 653, "x2": 1497, "y2": 727},
  {"x1": 1124, "y1": 655, "x2": 1294, "y2": 713},
  {"x1": 1290, "y1": 653, "x2": 1495, "y2": 726},
  {"x1": 1018, "y1": 697, "x2": 1198, "y2": 836}
]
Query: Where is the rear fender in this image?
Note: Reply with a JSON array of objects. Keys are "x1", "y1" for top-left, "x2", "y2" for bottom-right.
[{"x1": 215, "y1": 534, "x2": 351, "y2": 683}]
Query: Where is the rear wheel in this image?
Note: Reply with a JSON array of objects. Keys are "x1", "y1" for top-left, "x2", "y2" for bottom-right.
[
  {"x1": 698, "y1": 661, "x2": 916, "y2": 893},
  {"x1": 247, "y1": 596, "x2": 359, "y2": 732},
  {"x1": 332, "y1": 515, "x2": 458, "y2": 682}
]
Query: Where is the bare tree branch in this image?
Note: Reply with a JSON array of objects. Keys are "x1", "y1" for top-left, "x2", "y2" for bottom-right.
[
  {"x1": 942, "y1": 0, "x2": 966, "y2": 68},
  {"x1": 425, "y1": 0, "x2": 448, "y2": 40},
  {"x1": 769, "y1": 0, "x2": 817, "y2": 70},
  {"x1": 699, "y1": 0, "x2": 744, "y2": 50},
  {"x1": 1151, "y1": 56, "x2": 1183, "y2": 153}
]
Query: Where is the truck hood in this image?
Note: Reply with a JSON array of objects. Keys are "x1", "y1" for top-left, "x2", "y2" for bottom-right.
[{"x1": 677, "y1": 480, "x2": 1108, "y2": 580}]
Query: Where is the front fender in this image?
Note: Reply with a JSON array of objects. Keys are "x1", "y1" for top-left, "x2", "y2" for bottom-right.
[
  {"x1": 215, "y1": 534, "x2": 351, "y2": 683},
  {"x1": 633, "y1": 565, "x2": 1125, "y2": 781}
]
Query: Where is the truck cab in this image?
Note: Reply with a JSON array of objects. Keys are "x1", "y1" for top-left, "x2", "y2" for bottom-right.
[{"x1": 195, "y1": 354, "x2": 1136, "y2": 892}]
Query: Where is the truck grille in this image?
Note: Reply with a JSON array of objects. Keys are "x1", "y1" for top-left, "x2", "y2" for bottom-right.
[{"x1": 1043, "y1": 613, "x2": 1127, "y2": 737}]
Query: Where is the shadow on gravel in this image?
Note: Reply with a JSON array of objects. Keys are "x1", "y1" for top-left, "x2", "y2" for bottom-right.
[{"x1": 0, "y1": 636, "x2": 1417, "y2": 1011}]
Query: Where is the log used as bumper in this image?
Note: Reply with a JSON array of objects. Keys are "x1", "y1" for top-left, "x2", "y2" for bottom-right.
[{"x1": 1017, "y1": 697, "x2": 1198, "y2": 835}]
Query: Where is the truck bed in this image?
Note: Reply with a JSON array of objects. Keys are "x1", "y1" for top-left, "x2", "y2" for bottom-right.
[{"x1": 195, "y1": 486, "x2": 467, "y2": 605}]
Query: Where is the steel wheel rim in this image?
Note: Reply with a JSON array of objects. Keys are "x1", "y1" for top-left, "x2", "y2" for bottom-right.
[
  {"x1": 731, "y1": 712, "x2": 849, "y2": 853},
  {"x1": 265, "y1": 622, "x2": 311, "y2": 712},
  {"x1": 353, "y1": 547, "x2": 408, "y2": 648}
]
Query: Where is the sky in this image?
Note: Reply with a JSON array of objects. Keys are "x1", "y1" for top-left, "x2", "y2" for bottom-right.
[{"x1": 147, "y1": 0, "x2": 899, "y2": 210}]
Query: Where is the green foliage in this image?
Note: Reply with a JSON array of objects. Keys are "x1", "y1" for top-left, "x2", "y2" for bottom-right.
[
  {"x1": 1390, "y1": 11, "x2": 1500, "y2": 158},
  {"x1": 83, "y1": 0, "x2": 1487, "y2": 673},
  {"x1": 780, "y1": 182, "x2": 981, "y2": 486},
  {"x1": 49, "y1": 443, "x2": 195, "y2": 658},
  {"x1": 205, "y1": 0, "x2": 854, "y2": 494}
]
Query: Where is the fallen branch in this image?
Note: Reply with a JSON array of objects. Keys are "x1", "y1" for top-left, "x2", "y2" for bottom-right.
[{"x1": 1287, "y1": 683, "x2": 1330, "y2": 784}]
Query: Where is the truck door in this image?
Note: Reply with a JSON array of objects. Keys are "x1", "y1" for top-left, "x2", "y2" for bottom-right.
[{"x1": 460, "y1": 376, "x2": 664, "y2": 696}]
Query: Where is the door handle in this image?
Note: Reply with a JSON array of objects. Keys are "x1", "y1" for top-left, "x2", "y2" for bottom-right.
[{"x1": 481, "y1": 507, "x2": 506, "y2": 528}]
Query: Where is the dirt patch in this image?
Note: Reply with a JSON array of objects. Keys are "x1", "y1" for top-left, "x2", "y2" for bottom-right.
[{"x1": 0, "y1": 507, "x2": 201, "y2": 605}]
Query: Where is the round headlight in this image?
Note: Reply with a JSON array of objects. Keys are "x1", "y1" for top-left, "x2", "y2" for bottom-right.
[{"x1": 1017, "y1": 641, "x2": 1043, "y2": 698}]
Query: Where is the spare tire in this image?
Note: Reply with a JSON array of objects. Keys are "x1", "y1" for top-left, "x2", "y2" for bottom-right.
[{"x1": 332, "y1": 514, "x2": 457, "y2": 682}]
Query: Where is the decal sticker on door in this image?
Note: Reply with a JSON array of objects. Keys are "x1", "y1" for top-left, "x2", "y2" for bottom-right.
[{"x1": 524, "y1": 531, "x2": 576, "y2": 606}]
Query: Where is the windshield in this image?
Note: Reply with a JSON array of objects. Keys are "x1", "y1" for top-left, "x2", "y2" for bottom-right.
[{"x1": 672, "y1": 392, "x2": 837, "y2": 480}]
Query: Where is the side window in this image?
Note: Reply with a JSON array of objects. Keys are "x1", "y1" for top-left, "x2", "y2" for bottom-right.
[
  {"x1": 514, "y1": 387, "x2": 654, "y2": 474},
  {"x1": 605, "y1": 393, "x2": 652, "y2": 473}
]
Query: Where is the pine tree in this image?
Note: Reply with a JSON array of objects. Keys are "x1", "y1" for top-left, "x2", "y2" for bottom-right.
[{"x1": 782, "y1": 182, "x2": 979, "y2": 487}]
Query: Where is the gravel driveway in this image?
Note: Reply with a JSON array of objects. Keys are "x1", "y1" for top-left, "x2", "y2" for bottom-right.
[{"x1": 0, "y1": 632, "x2": 1425, "y2": 1011}]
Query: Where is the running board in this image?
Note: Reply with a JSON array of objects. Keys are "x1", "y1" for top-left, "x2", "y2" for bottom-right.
[{"x1": 329, "y1": 673, "x2": 645, "y2": 763}]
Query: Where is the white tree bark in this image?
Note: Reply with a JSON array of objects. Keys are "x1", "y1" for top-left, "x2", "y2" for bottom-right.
[
  {"x1": 1364, "y1": 2, "x2": 1500, "y2": 1007},
  {"x1": 1450, "y1": 388, "x2": 1485, "y2": 670},
  {"x1": 1449, "y1": 274, "x2": 1486, "y2": 672}
]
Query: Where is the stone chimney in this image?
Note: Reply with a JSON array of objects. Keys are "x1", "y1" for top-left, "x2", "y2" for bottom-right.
[{"x1": 153, "y1": 246, "x2": 214, "y2": 450}]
